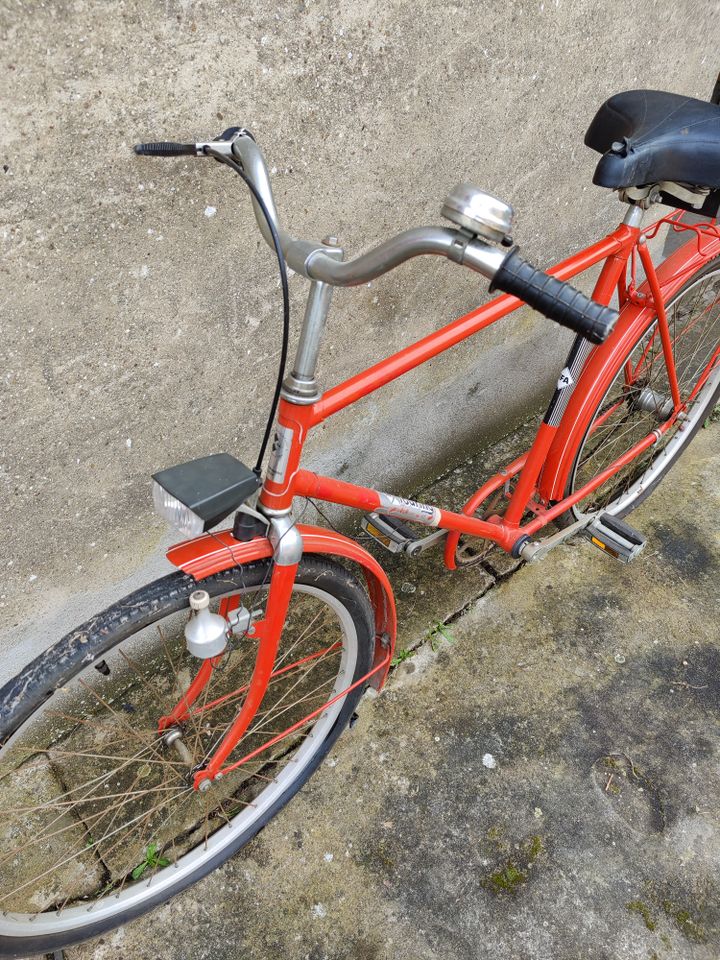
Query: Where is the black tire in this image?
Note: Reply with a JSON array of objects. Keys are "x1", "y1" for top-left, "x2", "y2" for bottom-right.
[
  {"x1": 0, "y1": 557, "x2": 374, "y2": 959},
  {"x1": 562, "y1": 254, "x2": 720, "y2": 520}
]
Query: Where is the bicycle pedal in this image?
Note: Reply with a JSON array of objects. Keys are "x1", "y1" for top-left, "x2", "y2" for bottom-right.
[
  {"x1": 583, "y1": 513, "x2": 646, "y2": 563},
  {"x1": 361, "y1": 512, "x2": 416, "y2": 553}
]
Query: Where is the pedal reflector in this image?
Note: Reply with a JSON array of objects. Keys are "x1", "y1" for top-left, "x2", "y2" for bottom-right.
[
  {"x1": 583, "y1": 513, "x2": 646, "y2": 563},
  {"x1": 361, "y1": 513, "x2": 413, "y2": 554}
]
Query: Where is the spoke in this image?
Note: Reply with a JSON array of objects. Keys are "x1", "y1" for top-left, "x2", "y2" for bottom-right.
[
  {"x1": 579, "y1": 412, "x2": 652, "y2": 474},
  {"x1": 187, "y1": 642, "x2": 341, "y2": 724},
  {"x1": 242, "y1": 645, "x2": 337, "y2": 736},
  {"x1": 157, "y1": 623, "x2": 179, "y2": 685},
  {"x1": 6, "y1": 783, "x2": 191, "y2": 815},
  {"x1": 47, "y1": 748, "x2": 184, "y2": 769},
  {"x1": 245, "y1": 670, "x2": 337, "y2": 744},
  {"x1": 575, "y1": 267, "x2": 720, "y2": 512},
  {"x1": 272, "y1": 609, "x2": 328, "y2": 671},
  {"x1": 76, "y1": 679, "x2": 183, "y2": 783},
  {"x1": 0, "y1": 777, "x2": 189, "y2": 873},
  {"x1": 677, "y1": 317, "x2": 719, "y2": 389},
  {"x1": 0, "y1": 791, "x2": 193, "y2": 908},
  {"x1": 115, "y1": 646, "x2": 195, "y2": 734},
  {"x1": 87, "y1": 765, "x2": 151, "y2": 865},
  {"x1": 44, "y1": 710, "x2": 91, "y2": 726},
  {"x1": 106, "y1": 788, "x2": 198, "y2": 900},
  {"x1": 0, "y1": 740, "x2": 161, "y2": 854}
]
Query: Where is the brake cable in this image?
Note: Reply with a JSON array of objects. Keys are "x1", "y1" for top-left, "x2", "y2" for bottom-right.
[{"x1": 205, "y1": 147, "x2": 290, "y2": 477}]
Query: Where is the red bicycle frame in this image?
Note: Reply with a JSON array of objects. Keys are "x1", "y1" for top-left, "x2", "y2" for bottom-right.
[
  {"x1": 259, "y1": 214, "x2": 718, "y2": 548},
  {"x1": 166, "y1": 209, "x2": 720, "y2": 790}
]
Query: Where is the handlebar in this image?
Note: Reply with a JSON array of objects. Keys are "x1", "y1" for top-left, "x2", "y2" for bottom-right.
[
  {"x1": 134, "y1": 141, "x2": 199, "y2": 157},
  {"x1": 134, "y1": 130, "x2": 618, "y2": 343},
  {"x1": 489, "y1": 249, "x2": 617, "y2": 344}
]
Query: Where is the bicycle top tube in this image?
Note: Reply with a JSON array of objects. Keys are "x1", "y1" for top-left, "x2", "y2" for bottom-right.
[{"x1": 225, "y1": 132, "x2": 507, "y2": 286}]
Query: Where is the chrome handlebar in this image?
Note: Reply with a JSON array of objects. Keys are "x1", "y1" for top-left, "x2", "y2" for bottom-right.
[
  {"x1": 135, "y1": 129, "x2": 619, "y2": 344},
  {"x1": 224, "y1": 133, "x2": 506, "y2": 286}
]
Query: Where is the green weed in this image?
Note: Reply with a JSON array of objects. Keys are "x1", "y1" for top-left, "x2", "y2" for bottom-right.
[
  {"x1": 131, "y1": 842, "x2": 170, "y2": 881},
  {"x1": 390, "y1": 648, "x2": 417, "y2": 667},
  {"x1": 428, "y1": 621, "x2": 455, "y2": 651}
]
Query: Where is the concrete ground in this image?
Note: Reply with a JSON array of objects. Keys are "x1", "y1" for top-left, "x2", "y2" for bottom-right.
[{"x1": 60, "y1": 419, "x2": 720, "y2": 960}]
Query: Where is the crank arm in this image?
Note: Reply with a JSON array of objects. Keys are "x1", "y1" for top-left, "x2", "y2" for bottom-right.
[
  {"x1": 518, "y1": 513, "x2": 598, "y2": 563},
  {"x1": 405, "y1": 528, "x2": 449, "y2": 556},
  {"x1": 362, "y1": 511, "x2": 448, "y2": 556}
]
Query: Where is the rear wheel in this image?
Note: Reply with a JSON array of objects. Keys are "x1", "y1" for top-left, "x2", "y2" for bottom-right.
[
  {"x1": 0, "y1": 557, "x2": 374, "y2": 958},
  {"x1": 564, "y1": 256, "x2": 720, "y2": 518}
]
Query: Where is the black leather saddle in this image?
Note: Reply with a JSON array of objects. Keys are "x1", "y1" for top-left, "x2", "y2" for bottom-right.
[{"x1": 585, "y1": 89, "x2": 720, "y2": 215}]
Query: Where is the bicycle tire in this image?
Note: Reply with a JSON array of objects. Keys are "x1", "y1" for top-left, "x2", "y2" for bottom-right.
[{"x1": 0, "y1": 556, "x2": 374, "y2": 958}]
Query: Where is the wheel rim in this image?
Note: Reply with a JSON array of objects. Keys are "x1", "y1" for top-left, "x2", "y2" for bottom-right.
[
  {"x1": 570, "y1": 265, "x2": 720, "y2": 517},
  {"x1": 0, "y1": 581, "x2": 358, "y2": 939}
]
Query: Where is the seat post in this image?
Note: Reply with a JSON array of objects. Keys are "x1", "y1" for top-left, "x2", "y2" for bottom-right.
[{"x1": 623, "y1": 204, "x2": 645, "y2": 228}]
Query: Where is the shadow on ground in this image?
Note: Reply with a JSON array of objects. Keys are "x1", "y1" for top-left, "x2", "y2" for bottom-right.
[{"x1": 68, "y1": 422, "x2": 719, "y2": 960}]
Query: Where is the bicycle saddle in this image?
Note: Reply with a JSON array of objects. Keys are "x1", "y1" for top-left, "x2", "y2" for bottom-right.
[{"x1": 585, "y1": 89, "x2": 720, "y2": 201}]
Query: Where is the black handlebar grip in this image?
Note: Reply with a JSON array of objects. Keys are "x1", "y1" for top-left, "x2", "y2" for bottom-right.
[
  {"x1": 489, "y1": 248, "x2": 618, "y2": 344},
  {"x1": 134, "y1": 142, "x2": 198, "y2": 157}
]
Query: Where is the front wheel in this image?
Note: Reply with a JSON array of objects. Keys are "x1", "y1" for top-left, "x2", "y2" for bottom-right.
[
  {"x1": 0, "y1": 556, "x2": 374, "y2": 958},
  {"x1": 563, "y1": 255, "x2": 720, "y2": 519}
]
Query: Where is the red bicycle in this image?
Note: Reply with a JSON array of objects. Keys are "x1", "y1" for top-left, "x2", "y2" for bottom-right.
[{"x1": 1, "y1": 87, "x2": 719, "y2": 957}]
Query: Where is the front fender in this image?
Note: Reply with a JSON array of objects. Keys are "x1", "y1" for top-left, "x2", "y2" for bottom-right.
[{"x1": 166, "y1": 525, "x2": 396, "y2": 689}]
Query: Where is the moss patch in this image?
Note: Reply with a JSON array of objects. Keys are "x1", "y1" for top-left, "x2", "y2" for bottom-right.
[
  {"x1": 626, "y1": 883, "x2": 712, "y2": 945},
  {"x1": 487, "y1": 861, "x2": 526, "y2": 893},
  {"x1": 626, "y1": 900, "x2": 656, "y2": 932},
  {"x1": 483, "y1": 834, "x2": 545, "y2": 896},
  {"x1": 661, "y1": 899, "x2": 707, "y2": 944}
]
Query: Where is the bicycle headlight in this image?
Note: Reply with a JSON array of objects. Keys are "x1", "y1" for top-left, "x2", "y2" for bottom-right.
[
  {"x1": 152, "y1": 453, "x2": 261, "y2": 538},
  {"x1": 152, "y1": 482, "x2": 206, "y2": 538}
]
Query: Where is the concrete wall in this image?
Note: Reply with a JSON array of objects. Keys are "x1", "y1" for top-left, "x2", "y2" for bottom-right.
[{"x1": 1, "y1": 0, "x2": 718, "y2": 676}]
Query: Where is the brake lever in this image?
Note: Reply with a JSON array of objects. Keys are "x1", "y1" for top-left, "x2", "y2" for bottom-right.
[{"x1": 213, "y1": 126, "x2": 245, "y2": 142}]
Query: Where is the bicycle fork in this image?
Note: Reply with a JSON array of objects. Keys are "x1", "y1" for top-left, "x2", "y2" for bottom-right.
[
  {"x1": 192, "y1": 554, "x2": 299, "y2": 791},
  {"x1": 154, "y1": 515, "x2": 301, "y2": 791}
]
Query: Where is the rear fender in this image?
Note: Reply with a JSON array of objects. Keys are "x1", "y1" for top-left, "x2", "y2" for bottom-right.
[
  {"x1": 540, "y1": 232, "x2": 720, "y2": 501},
  {"x1": 166, "y1": 525, "x2": 397, "y2": 689}
]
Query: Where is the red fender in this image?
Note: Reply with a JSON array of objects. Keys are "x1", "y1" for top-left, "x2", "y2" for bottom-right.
[
  {"x1": 166, "y1": 524, "x2": 397, "y2": 689},
  {"x1": 540, "y1": 233, "x2": 720, "y2": 502}
]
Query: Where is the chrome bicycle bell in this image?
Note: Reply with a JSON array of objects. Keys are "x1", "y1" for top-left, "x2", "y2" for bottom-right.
[
  {"x1": 441, "y1": 183, "x2": 514, "y2": 244},
  {"x1": 184, "y1": 590, "x2": 228, "y2": 659}
]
